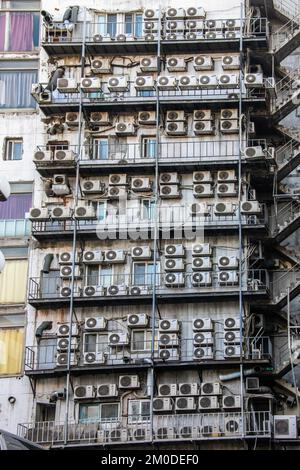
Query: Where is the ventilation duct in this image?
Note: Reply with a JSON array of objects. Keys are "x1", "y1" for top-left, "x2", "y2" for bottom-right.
[
  {"x1": 45, "y1": 67, "x2": 65, "y2": 92},
  {"x1": 35, "y1": 321, "x2": 53, "y2": 338},
  {"x1": 42, "y1": 254, "x2": 54, "y2": 273},
  {"x1": 219, "y1": 367, "x2": 263, "y2": 382}
]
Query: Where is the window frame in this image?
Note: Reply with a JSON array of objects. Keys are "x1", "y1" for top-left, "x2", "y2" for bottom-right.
[
  {"x1": 131, "y1": 329, "x2": 152, "y2": 352},
  {"x1": 132, "y1": 261, "x2": 159, "y2": 286},
  {"x1": 128, "y1": 399, "x2": 150, "y2": 424},
  {"x1": 83, "y1": 332, "x2": 108, "y2": 354},
  {"x1": 0, "y1": 312, "x2": 25, "y2": 376},
  {"x1": 79, "y1": 402, "x2": 120, "y2": 424},
  {"x1": 141, "y1": 136, "x2": 157, "y2": 159},
  {"x1": 4, "y1": 137, "x2": 23, "y2": 161},
  {"x1": 0, "y1": 9, "x2": 40, "y2": 52}
]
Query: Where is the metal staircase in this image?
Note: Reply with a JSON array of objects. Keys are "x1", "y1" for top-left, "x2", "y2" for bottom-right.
[
  {"x1": 273, "y1": 0, "x2": 300, "y2": 20},
  {"x1": 276, "y1": 139, "x2": 300, "y2": 181},
  {"x1": 272, "y1": 13, "x2": 300, "y2": 62},
  {"x1": 270, "y1": 265, "x2": 300, "y2": 308},
  {"x1": 270, "y1": 200, "x2": 300, "y2": 243},
  {"x1": 271, "y1": 68, "x2": 300, "y2": 122}
]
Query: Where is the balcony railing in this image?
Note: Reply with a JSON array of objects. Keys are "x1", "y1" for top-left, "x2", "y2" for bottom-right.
[
  {"x1": 0, "y1": 219, "x2": 31, "y2": 238},
  {"x1": 18, "y1": 411, "x2": 272, "y2": 446}
]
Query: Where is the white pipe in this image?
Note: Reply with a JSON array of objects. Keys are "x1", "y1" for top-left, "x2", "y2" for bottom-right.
[{"x1": 219, "y1": 367, "x2": 262, "y2": 382}]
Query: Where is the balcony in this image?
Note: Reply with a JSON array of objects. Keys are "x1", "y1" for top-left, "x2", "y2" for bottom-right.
[
  {"x1": 28, "y1": 269, "x2": 269, "y2": 309},
  {"x1": 18, "y1": 411, "x2": 272, "y2": 447},
  {"x1": 0, "y1": 219, "x2": 31, "y2": 238}
]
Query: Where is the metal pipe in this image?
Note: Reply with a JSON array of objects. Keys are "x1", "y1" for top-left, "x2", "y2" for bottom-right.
[{"x1": 219, "y1": 367, "x2": 263, "y2": 382}]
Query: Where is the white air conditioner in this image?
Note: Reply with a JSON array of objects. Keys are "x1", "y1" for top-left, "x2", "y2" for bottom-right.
[
  {"x1": 243, "y1": 146, "x2": 264, "y2": 159},
  {"x1": 157, "y1": 76, "x2": 177, "y2": 90},
  {"x1": 160, "y1": 185, "x2": 181, "y2": 198},
  {"x1": 93, "y1": 33, "x2": 111, "y2": 42},
  {"x1": 217, "y1": 170, "x2": 236, "y2": 182},
  {"x1": 164, "y1": 258, "x2": 185, "y2": 272},
  {"x1": 143, "y1": 20, "x2": 158, "y2": 32},
  {"x1": 107, "y1": 186, "x2": 127, "y2": 199},
  {"x1": 91, "y1": 58, "x2": 112, "y2": 74},
  {"x1": 54, "y1": 149, "x2": 75, "y2": 161},
  {"x1": 165, "y1": 273, "x2": 185, "y2": 287},
  {"x1": 159, "y1": 349, "x2": 180, "y2": 361},
  {"x1": 218, "y1": 74, "x2": 239, "y2": 88},
  {"x1": 58, "y1": 252, "x2": 77, "y2": 265},
  {"x1": 159, "y1": 319, "x2": 180, "y2": 332},
  {"x1": 193, "y1": 120, "x2": 215, "y2": 135},
  {"x1": 131, "y1": 177, "x2": 152, "y2": 192},
  {"x1": 166, "y1": 111, "x2": 185, "y2": 123},
  {"x1": 244, "y1": 73, "x2": 264, "y2": 88},
  {"x1": 160, "y1": 172, "x2": 180, "y2": 185},
  {"x1": 84, "y1": 316, "x2": 107, "y2": 331},
  {"x1": 191, "y1": 272, "x2": 212, "y2": 287},
  {"x1": 127, "y1": 313, "x2": 149, "y2": 328},
  {"x1": 224, "y1": 317, "x2": 240, "y2": 330},
  {"x1": 153, "y1": 398, "x2": 173, "y2": 412},
  {"x1": 192, "y1": 257, "x2": 212, "y2": 271},
  {"x1": 193, "y1": 183, "x2": 214, "y2": 198},
  {"x1": 166, "y1": 57, "x2": 187, "y2": 72},
  {"x1": 57, "y1": 78, "x2": 78, "y2": 93},
  {"x1": 140, "y1": 57, "x2": 158, "y2": 72},
  {"x1": 193, "y1": 171, "x2": 213, "y2": 183},
  {"x1": 221, "y1": 109, "x2": 238, "y2": 120},
  {"x1": 115, "y1": 122, "x2": 136, "y2": 136},
  {"x1": 51, "y1": 206, "x2": 71, "y2": 220},
  {"x1": 107, "y1": 76, "x2": 128, "y2": 92},
  {"x1": 60, "y1": 265, "x2": 82, "y2": 279},
  {"x1": 218, "y1": 271, "x2": 239, "y2": 285},
  {"x1": 131, "y1": 246, "x2": 152, "y2": 260},
  {"x1": 214, "y1": 202, "x2": 235, "y2": 215},
  {"x1": 193, "y1": 331, "x2": 213, "y2": 345},
  {"x1": 52, "y1": 174, "x2": 70, "y2": 196},
  {"x1": 108, "y1": 332, "x2": 129, "y2": 346},
  {"x1": 138, "y1": 111, "x2": 156, "y2": 125},
  {"x1": 218, "y1": 256, "x2": 239, "y2": 269},
  {"x1": 158, "y1": 384, "x2": 177, "y2": 397},
  {"x1": 186, "y1": 6, "x2": 206, "y2": 18},
  {"x1": 134, "y1": 76, "x2": 155, "y2": 91},
  {"x1": 74, "y1": 385, "x2": 95, "y2": 400},
  {"x1": 193, "y1": 346, "x2": 213, "y2": 360},
  {"x1": 178, "y1": 75, "x2": 199, "y2": 90},
  {"x1": 103, "y1": 249, "x2": 126, "y2": 264},
  {"x1": 178, "y1": 383, "x2": 199, "y2": 396},
  {"x1": 193, "y1": 56, "x2": 214, "y2": 71},
  {"x1": 201, "y1": 382, "x2": 222, "y2": 395},
  {"x1": 192, "y1": 244, "x2": 211, "y2": 256},
  {"x1": 166, "y1": 7, "x2": 185, "y2": 18},
  {"x1": 83, "y1": 286, "x2": 105, "y2": 297},
  {"x1": 56, "y1": 337, "x2": 78, "y2": 352},
  {"x1": 199, "y1": 75, "x2": 218, "y2": 88},
  {"x1": 205, "y1": 31, "x2": 224, "y2": 40},
  {"x1": 65, "y1": 112, "x2": 79, "y2": 127},
  {"x1": 220, "y1": 119, "x2": 239, "y2": 134},
  {"x1": 129, "y1": 426, "x2": 151, "y2": 442},
  {"x1": 109, "y1": 174, "x2": 127, "y2": 186},
  {"x1": 222, "y1": 396, "x2": 241, "y2": 409},
  {"x1": 90, "y1": 111, "x2": 111, "y2": 126},
  {"x1": 144, "y1": 8, "x2": 160, "y2": 19},
  {"x1": 198, "y1": 396, "x2": 220, "y2": 410},
  {"x1": 224, "y1": 416, "x2": 243, "y2": 435},
  {"x1": 74, "y1": 205, "x2": 96, "y2": 220},
  {"x1": 33, "y1": 150, "x2": 52, "y2": 163},
  {"x1": 144, "y1": 33, "x2": 158, "y2": 41},
  {"x1": 222, "y1": 55, "x2": 240, "y2": 70},
  {"x1": 224, "y1": 330, "x2": 241, "y2": 344},
  {"x1": 274, "y1": 416, "x2": 298, "y2": 439},
  {"x1": 193, "y1": 318, "x2": 213, "y2": 331},
  {"x1": 57, "y1": 323, "x2": 78, "y2": 337},
  {"x1": 164, "y1": 244, "x2": 185, "y2": 258},
  {"x1": 158, "y1": 332, "x2": 179, "y2": 347},
  {"x1": 155, "y1": 427, "x2": 176, "y2": 439},
  {"x1": 81, "y1": 77, "x2": 101, "y2": 92},
  {"x1": 206, "y1": 18, "x2": 223, "y2": 29},
  {"x1": 189, "y1": 203, "x2": 210, "y2": 216},
  {"x1": 193, "y1": 109, "x2": 213, "y2": 121},
  {"x1": 185, "y1": 31, "x2": 204, "y2": 40},
  {"x1": 217, "y1": 183, "x2": 237, "y2": 197},
  {"x1": 96, "y1": 384, "x2": 118, "y2": 398},
  {"x1": 129, "y1": 286, "x2": 149, "y2": 296},
  {"x1": 241, "y1": 201, "x2": 261, "y2": 214},
  {"x1": 175, "y1": 397, "x2": 196, "y2": 411},
  {"x1": 29, "y1": 207, "x2": 49, "y2": 221},
  {"x1": 82, "y1": 250, "x2": 103, "y2": 264},
  {"x1": 166, "y1": 121, "x2": 187, "y2": 136},
  {"x1": 83, "y1": 351, "x2": 106, "y2": 365},
  {"x1": 224, "y1": 345, "x2": 241, "y2": 358},
  {"x1": 119, "y1": 375, "x2": 140, "y2": 389},
  {"x1": 106, "y1": 285, "x2": 127, "y2": 296}
]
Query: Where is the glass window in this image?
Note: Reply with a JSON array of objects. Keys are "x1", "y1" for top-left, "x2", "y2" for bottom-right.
[
  {"x1": 133, "y1": 262, "x2": 157, "y2": 285},
  {"x1": 128, "y1": 400, "x2": 150, "y2": 423},
  {"x1": 93, "y1": 138, "x2": 108, "y2": 160},
  {"x1": 1, "y1": 1, "x2": 40, "y2": 9},
  {"x1": 135, "y1": 14, "x2": 143, "y2": 37},
  {"x1": 83, "y1": 333, "x2": 97, "y2": 353},
  {"x1": 100, "y1": 266, "x2": 112, "y2": 287},
  {"x1": 0, "y1": 326, "x2": 24, "y2": 375},
  {"x1": 0, "y1": 70, "x2": 38, "y2": 108},
  {"x1": 131, "y1": 330, "x2": 151, "y2": 351},
  {"x1": 124, "y1": 13, "x2": 142, "y2": 37},
  {"x1": 100, "y1": 403, "x2": 119, "y2": 422},
  {"x1": 37, "y1": 337, "x2": 56, "y2": 370},
  {"x1": 0, "y1": 11, "x2": 40, "y2": 51},
  {"x1": 5, "y1": 138, "x2": 23, "y2": 160},
  {"x1": 97, "y1": 14, "x2": 117, "y2": 37},
  {"x1": 79, "y1": 402, "x2": 119, "y2": 423},
  {"x1": 86, "y1": 265, "x2": 99, "y2": 286},
  {"x1": 0, "y1": 193, "x2": 32, "y2": 219},
  {"x1": 141, "y1": 200, "x2": 155, "y2": 220},
  {"x1": 142, "y1": 138, "x2": 156, "y2": 159},
  {"x1": 96, "y1": 201, "x2": 107, "y2": 221}
]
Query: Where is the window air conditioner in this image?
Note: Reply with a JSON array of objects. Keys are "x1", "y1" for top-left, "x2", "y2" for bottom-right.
[
  {"x1": 115, "y1": 122, "x2": 136, "y2": 136},
  {"x1": 57, "y1": 323, "x2": 79, "y2": 337},
  {"x1": 241, "y1": 201, "x2": 261, "y2": 215},
  {"x1": 83, "y1": 285, "x2": 105, "y2": 297},
  {"x1": 80, "y1": 77, "x2": 101, "y2": 92},
  {"x1": 159, "y1": 319, "x2": 180, "y2": 332},
  {"x1": 157, "y1": 76, "x2": 177, "y2": 90},
  {"x1": 127, "y1": 313, "x2": 149, "y2": 328},
  {"x1": 33, "y1": 150, "x2": 52, "y2": 163},
  {"x1": 192, "y1": 257, "x2": 212, "y2": 271},
  {"x1": 193, "y1": 56, "x2": 214, "y2": 71},
  {"x1": 51, "y1": 206, "x2": 71, "y2": 219},
  {"x1": 106, "y1": 285, "x2": 127, "y2": 296},
  {"x1": 166, "y1": 7, "x2": 186, "y2": 18},
  {"x1": 218, "y1": 256, "x2": 239, "y2": 269},
  {"x1": 134, "y1": 76, "x2": 155, "y2": 91},
  {"x1": 164, "y1": 244, "x2": 185, "y2": 257},
  {"x1": 138, "y1": 111, "x2": 156, "y2": 125},
  {"x1": 192, "y1": 243, "x2": 211, "y2": 256},
  {"x1": 140, "y1": 57, "x2": 158, "y2": 72},
  {"x1": 193, "y1": 121, "x2": 215, "y2": 135},
  {"x1": 153, "y1": 398, "x2": 173, "y2": 412},
  {"x1": 220, "y1": 119, "x2": 239, "y2": 134},
  {"x1": 224, "y1": 330, "x2": 241, "y2": 344},
  {"x1": 193, "y1": 346, "x2": 213, "y2": 360},
  {"x1": 131, "y1": 177, "x2": 152, "y2": 192},
  {"x1": 57, "y1": 78, "x2": 78, "y2": 93},
  {"x1": 131, "y1": 246, "x2": 152, "y2": 260},
  {"x1": 193, "y1": 318, "x2": 213, "y2": 331},
  {"x1": 218, "y1": 74, "x2": 239, "y2": 88},
  {"x1": 158, "y1": 332, "x2": 179, "y2": 347},
  {"x1": 83, "y1": 352, "x2": 106, "y2": 365},
  {"x1": 160, "y1": 185, "x2": 182, "y2": 198},
  {"x1": 103, "y1": 249, "x2": 126, "y2": 264},
  {"x1": 119, "y1": 375, "x2": 140, "y2": 389},
  {"x1": 245, "y1": 377, "x2": 260, "y2": 392},
  {"x1": 218, "y1": 271, "x2": 239, "y2": 285},
  {"x1": 224, "y1": 317, "x2": 240, "y2": 330},
  {"x1": 222, "y1": 55, "x2": 240, "y2": 70},
  {"x1": 84, "y1": 316, "x2": 107, "y2": 331},
  {"x1": 199, "y1": 75, "x2": 218, "y2": 88},
  {"x1": 243, "y1": 146, "x2": 265, "y2": 159},
  {"x1": 96, "y1": 384, "x2": 118, "y2": 398},
  {"x1": 82, "y1": 250, "x2": 103, "y2": 264},
  {"x1": 74, "y1": 385, "x2": 95, "y2": 400},
  {"x1": 178, "y1": 75, "x2": 199, "y2": 90},
  {"x1": 193, "y1": 331, "x2": 214, "y2": 345},
  {"x1": 74, "y1": 205, "x2": 97, "y2": 220},
  {"x1": 107, "y1": 76, "x2": 128, "y2": 92},
  {"x1": 164, "y1": 258, "x2": 185, "y2": 272},
  {"x1": 65, "y1": 112, "x2": 79, "y2": 127},
  {"x1": 175, "y1": 397, "x2": 196, "y2": 411},
  {"x1": 217, "y1": 183, "x2": 237, "y2": 197},
  {"x1": 191, "y1": 272, "x2": 212, "y2": 287},
  {"x1": 166, "y1": 57, "x2": 187, "y2": 72},
  {"x1": 59, "y1": 265, "x2": 82, "y2": 279},
  {"x1": 198, "y1": 396, "x2": 220, "y2": 410},
  {"x1": 224, "y1": 345, "x2": 241, "y2": 358},
  {"x1": 158, "y1": 384, "x2": 178, "y2": 396},
  {"x1": 244, "y1": 73, "x2": 264, "y2": 88},
  {"x1": 108, "y1": 332, "x2": 129, "y2": 346},
  {"x1": 91, "y1": 58, "x2": 112, "y2": 74},
  {"x1": 159, "y1": 348, "x2": 180, "y2": 361},
  {"x1": 214, "y1": 202, "x2": 235, "y2": 215},
  {"x1": 29, "y1": 207, "x2": 49, "y2": 221},
  {"x1": 89, "y1": 111, "x2": 111, "y2": 126},
  {"x1": 193, "y1": 183, "x2": 214, "y2": 197},
  {"x1": 166, "y1": 121, "x2": 187, "y2": 136},
  {"x1": 274, "y1": 416, "x2": 298, "y2": 439}
]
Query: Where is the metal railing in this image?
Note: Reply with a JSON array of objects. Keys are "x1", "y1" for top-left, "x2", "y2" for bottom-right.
[
  {"x1": 272, "y1": 14, "x2": 300, "y2": 52},
  {"x1": 0, "y1": 219, "x2": 31, "y2": 238},
  {"x1": 269, "y1": 200, "x2": 300, "y2": 233},
  {"x1": 270, "y1": 267, "x2": 300, "y2": 301},
  {"x1": 274, "y1": 0, "x2": 300, "y2": 18},
  {"x1": 275, "y1": 139, "x2": 300, "y2": 166}
]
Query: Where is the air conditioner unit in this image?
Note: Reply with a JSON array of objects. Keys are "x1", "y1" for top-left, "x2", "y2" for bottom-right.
[
  {"x1": 166, "y1": 7, "x2": 185, "y2": 18},
  {"x1": 245, "y1": 377, "x2": 260, "y2": 392},
  {"x1": 193, "y1": 331, "x2": 213, "y2": 345},
  {"x1": 160, "y1": 185, "x2": 181, "y2": 199},
  {"x1": 60, "y1": 265, "x2": 82, "y2": 279},
  {"x1": 217, "y1": 169, "x2": 236, "y2": 182},
  {"x1": 220, "y1": 119, "x2": 239, "y2": 134},
  {"x1": 201, "y1": 382, "x2": 222, "y2": 396},
  {"x1": 274, "y1": 416, "x2": 298, "y2": 439},
  {"x1": 198, "y1": 396, "x2": 220, "y2": 410},
  {"x1": 56, "y1": 337, "x2": 78, "y2": 352},
  {"x1": 74, "y1": 385, "x2": 95, "y2": 400},
  {"x1": 75, "y1": 205, "x2": 96, "y2": 220},
  {"x1": 119, "y1": 375, "x2": 140, "y2": 389},
  {"x1": 164, "y1": 244, "x2": 185, "y2": 258},
  {"x1": 96, "y1": 384, "x2": 118, "y2": 398},
  {"x1": 224, "y1": 416, "x2": 243, "y2": 435},
  {"x1": 158, "y1": 332, "x2": 179, "y2": 347},
  {"x1": 65, "y1": 112, "x2": 79, "y2": 127},
  {"x1": 159, "y1": 319, "x2": 180, "y2": 332},
  {"x1": 131, "y1": 246, "x2": 152, "y2": 260},
  {"x1": 205, "y1": 31, "x2": 223, "y2": 39},
  {"x1": 218, "y1": 74, "x2": 239, "y2": 88},
  {"x1": 93, "y1": 33, "x2": 111, "y2": 42},
  {"x1": 106, "y1": 285, "x2": 127, "y2": 296},
  {"x1": 166, "y1": 110, "x2": 185, "y2": 122},
  {"x1": 185, "y1": 31, "x2": 204, "y2": 40},
  {"x1": 165, "y1": 272, "x2": 185, "y2": 287},
  {"x1": 224, "y1": 330, "x2": 241, "y2": 344},
  {"x1": 127, "y1": 313, "x2": 149, "y2": 328},
  {"x1": 217, "y1": 183, "x2": 237, "y2": 197},
  {"x1": 186, "y1": 6, "x2": 206, "y2": 18},
  {"x1": 109, "y1": 174, "x2": 127, "y2": 186},
  {"x1": 52, "y1": 174, "x2": 70, "y2": 196},
  {"x1": 144, "y1": 33, "x2": 158, "y2": 41},
  {"x1": 57, "y1": 323, "x2": 79, "y2": 337},
  {"x1": 103, "y1": 249, "x2": 126, "y2": 264},
  {"x1": 140, "y1": 57, "x2": 158, "y2": 72},
  {"x1": 166, "y1": 57, "x2": 187, "y2": 72},
  {"x1": 134, "y1": 76, "x2": 155, "y2": 91},
  {"x1": 222, "y1": 55, "x2": 240, "y2": 70},
  {"x1": 175, "y1": 397, "x2": 196, "y2": 411},
  {"x1": 51, "y1": 206, "x2": 71, "y2": 220},
  {"x1": 221, "y1": 109, "x2": 238, "y2": 121},
  {"x1": 81, "y1": 77, "x2": 101, "y2": 92},
  {"x1": 193, "y1": 121, "x2": 215, "y2": 135},
  {"x1": 191, "y1": 272, "x2": 212, "y2": 287},
  {"x1": 115, "y1": 122, "x2": 136, "y2": 136},
  {"x1": 33, "y1": 150, "x2": 52, "y2": 163},
  {"x1": 91, "y1": 58, "x2": 112, "y2": 74},
  {"x1": 189, "y1": 202, "x2": 210, "y2": 216},
  {"x1": 192, "y1": 244, "x2": 211, "y2": 257},
  {"x1": 143, "y1": 20, "x2": 158, "y2": 32},
  {"x1": 222, "y1": 396, "x2": 241, "y2": 409},
  {"x1": 164, "y1": 258, "x2": 185, "y2": 272},
  {"x1": 82, "y1": 250, "x2": 103, "y2": 264},
  {"x1": 193, "y1": 183, "x2": 214, "y2": 198},
  {"x1": 83, "y1": 286, "x2": 105, "y2": 297},
  {"x1": 206, "y1": 19, "x2": 223, "y2": 29},
  {"x1": 166, "y1": 121, "x2": 187, "y2": 136},
  {"x1": 241, "y1": 201, "x2": 261, "y2": 215},
  {"x1": 193, "y1": 109, "x2": 213, "y2": 121},
  {"x1": 192, "y1": 172, "x2": 213, "y2": 185},
  {"x1": 138, "y1": 111, "x2": 156, "y2": 125},
  {"x1": 107, "y1": 186, "x2": 127, "y2": 199},
  {"x1": 108, "y1": 332, "x2": 129, "y2": 346},
  {"x1": 57, "y1": 78, "x2": 78, "y2": 93},
  {"x1": 84, "y1": 316, "x2": 107, "y2": 331},
  {"x1": 178, "y1": 383, "x2": 199, "y2": 396},
  {"x1": 129, "y1": 286, "x2": 149, "y2": 296},
  {"x1": 192, "y1": 257, "x2": 212, "y2": 271},
  {"x1": 224, "y1": 317, "x2": 240, "y2": 330},
  {"x1": 225, "y1": 31, "x2": 240, "y2": 39},
  {"x1": 218, "y1": 271, "x2": 239, "y2": 285},
  {"x1": 214, "y1": 202, "x2": 235, "y2": 215},
  {"x1": 83, "y1": 351, "x2": 106, "y2": 365},
  {"x1": 54, "y1": 149, "x2": 75, "y2": 161},
  {"x1": 153, "y1": 398, "x2": 173, "y2": 412},
  {"x1": 131, "y1": 177, "x2": 152, "y2": 192},
  {"x1": 144, "y1": 8, "x2": 160, "y2": 19},
  {"x1": 58, "y1": 252, "x2": 77, "y2": 265},
  {"x1": 178, "y1": 75, "x2": 199, "y2": 90},
  {"x1": 243, "y1": 146, "x2": 264, "y2": 159},
  {"x1": 218, "y1": 256, "x2": 239, "y2": 269},
  {"x1": 29, "y1": 207, "x2": 49, "y2": 221},
  {"x1": 107, "y1": 76, "x2": 128, "y2": 92},
  {"x1": 129, "y1": 426, "x2": 151, "y2": 442},
  {"x1": 159, "y1": 348, "x2": 180, "y2": 361},
  {"x1": 158, "y1": 384, "x2": 177, "y2": 397},
  {"x1": 199, "y1": 75, "x2": 218, "y2": 88},
  {"x1": 193, "y1": 318, "x2": 213, "y2": 331},
  {"x1": 193, "y1": 346, "x2": 214, "y2": 360},
  {"x1": 155, "y1": 427, "x2": 176, "y2": 439},
  {"x1": 224, "y1": 345, "x2": 241, "y2": 358},
  {"x1": 106, "y1": 429, "x2": 127, "y2": 443},
  {"x1": 157, "y1": 76, "x2": 177, "y2": 90},
  {"x1": 38, "y1": 90, "x2": 51, "y2": 103},
  {"x1": 244, "y1": 73, "x2": 264, "y2": 88},
  {"x1": 89, "y1": 111, "x2": 111, "y2": 126},
  {"x1": 193, "y1": 56, "x2": 214, "y2": 71}
]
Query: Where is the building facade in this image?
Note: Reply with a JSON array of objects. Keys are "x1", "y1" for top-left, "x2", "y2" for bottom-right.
[{"x1": 1, "y1": 0, "x2": 300, "y2": 449}]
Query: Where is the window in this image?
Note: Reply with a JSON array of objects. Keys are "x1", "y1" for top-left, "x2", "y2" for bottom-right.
[
  {"x1": 79, "y1": 403, "x2": 119, "y2": 423},
  {"x1": 142, "y1": 137, "x2": 156, "y2": 159},
  {"x1": 93, "y1": 138, "x2": 108, "y2": 160},
  {"x1": 83, "y1": 333, "x2": 107, "y2": 353},
  {"x1": 141, "y1": 200, "x2": 155, "y2": 220},
  {"x1": 5, "y1": 138, "x2": 23, "y2": 160},
  {"x1": 86, "y1": 264, "x2": 99, "y2": 286},
  {"x1": 128, "y1": 400, "x2": 150, "y2": 423},
  {"x1": 133, "y1": 262, "x2": 158, "y2": 286},
  {"x1": 0, "y1": 313, "x2": 25, "y2": 375},
  {"x1": 125, "y1": 13, "x2": 143, "y2": 37},
  {"x1": 97, "y1": 14, "x2": 117, "y2": 37},
  {"x1": 0, "y1": 259, "x2": 28, "y2": 303},
  {"x1": 100, "y1": 265, "x2": 112, "y2": 287},
  {"x1": 0, "y1": 11, "x2": 40, "y2": 51},
  {"x1": 37, "y1": 337, "x2": 56, "y2": 370},
  {"x1": 1, "y1": 1, "x2": 40, "y2": 9},
  {"x1": 96, "y1": 201, "x2": 107, "y2": 221},
  {"x1": 131, "y1": 330, "x2": 151, "y2": 352},
  {"x1": 0, "y1": 69, "x2": 38, "y2": 108}
]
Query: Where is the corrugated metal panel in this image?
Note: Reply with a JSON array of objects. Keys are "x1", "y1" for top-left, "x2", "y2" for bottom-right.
[{"x1": 0, "y1": 260, "x2": 28, "y2": 304}]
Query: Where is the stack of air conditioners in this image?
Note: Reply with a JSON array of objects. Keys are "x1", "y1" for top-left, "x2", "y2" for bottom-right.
[
  {"x1": 223, "y1": 316, "x2": 241, "y2": 358},
  {"x1": 83, "y1": 316, "x2": 107, "y2": 364},
  {"x1": 191, "y1": 243, "x2": 213, "y2": 289},
  {"x1": 164, "y1": 244, "x2": 186, "y2": 288},
  {"x1": 165, "y1": 7, "x2": 186, "y2": 40},
  {"x1": 143, "y1": 9, "x2": 161, "y2": 41},
  {"x1": 108, "y1": 173, "x2": 128, "y2": 200},
  {"x1": 158, "y1": 319, "x2": 180, "y2": 361},
  {"x1": 193, "y1": 109, "x2": 215, "y2": 136},
  {"x1": 56, "y1": 323, "x2": 79, "y2": 367},
  {"x1": 220, "y1": 109, "x2": 239, "y2": 135},
  {"x1": 217, "y1": 253, "x2": 239, "y2": 287},
  {"x1": 59, "y1": 251, "x2": 82, "y2": 298},
  {"x1": 198, "y1": 382, "x2": 222, "y2": 411},
  {"x1": 159, "y1": 172, "x2": 181, "y2": 199},
  {"x1": 216, "y1": 170, "x2": 237, "y2": 198},
  {"x1": 165, "y1": 110, "x2": 187, "y2": 136},
  {"x1": 192, "y1": 170, "x2": 214, "y2": 200},
  {"x1": 193, "y1": 317, "x2": 214, "y2": 360},
  {"x1": 185, "y1": 7, "x2": 206, "y2": 40}
]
